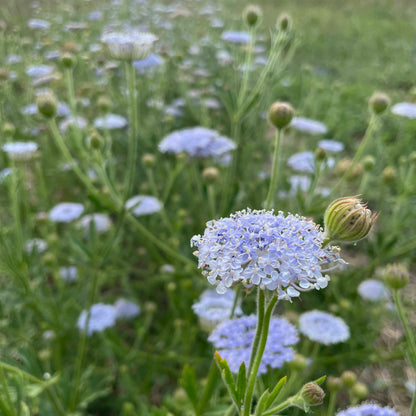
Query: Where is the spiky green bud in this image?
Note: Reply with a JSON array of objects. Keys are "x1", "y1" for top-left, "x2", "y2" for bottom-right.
[
  {"x1": 36, "y1": 90, "x2": 58, "y2": 118},
  {"x1": 384, "y1": 263, "x2": 409, "y2": 290},
  {"x1": 369, "y1": 91, "x2": 390, "y2": 114},
  {"x1": 268, "y1": 101, "x2": 294, "y2": 129},
  {"x1": 243, "y1": 5, "x2": 263, "y2": 27}
]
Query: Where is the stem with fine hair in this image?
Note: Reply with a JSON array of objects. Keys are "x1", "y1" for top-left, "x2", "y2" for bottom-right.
[
  {"x1": 243, "y1": 294, "x2": 278, "y2": 416},
  {"x1": 264, "y1": 128, "x2": 283, "y2": 210}
]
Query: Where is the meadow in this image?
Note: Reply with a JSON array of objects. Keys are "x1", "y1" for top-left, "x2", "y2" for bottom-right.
[{"x1": 0, "y1": 0, "x2": 415, "y2": 415}]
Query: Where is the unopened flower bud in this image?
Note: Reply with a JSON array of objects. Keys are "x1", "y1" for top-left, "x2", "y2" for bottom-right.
[
  {"x1": 121, "y1": 402, "x2": 135, "y2": 416},
  {"x1": 362, "y1": 155, "x2": 375, "y2": 171},
  {"x1": 324, "y1": 196, "x2": 378, "y2": 243},
  {"x1": 268, "y1": 101, "x2": 294, "y2": 129},
  {"x1": 341, "y1": 370, "x2": 357, "y2": 388},
  {"x1": 315, "y1": 147, "x2": 326, "y2": 161},
  {"x1": 300, "y1": 382, "x2": 325, "y2": 406},
  {"x1": 61, "y1": 52, "x2": 76, "y2": 68},
  {"x1": 243, "y1": 5, "x2": 263, "y2": 27},
  {"x1": 87, "y1": 131, "x2": 103, "y2": 150},
  {"x1": 277, "y1": 13, "x2": 292, "y2": 31},
  {"x1": 97, "y1": 95, "x2": 112, "y2": 112},
  {"x1": 289, "y1": 354, "x2": 308, "y2": 371},
  {"x1": 382, "y1": 166, "x2": 396, "y2": 185},
  {"x1": 327, "y1": 376, "x2": 343, "y2": 393},
  {"x1": 384, "y1": 263, "x2": 409, "y2": 290},
  {"x1": 0, "y1": 68, "x2": 10, "y2": 81},
  {"x1": 2, "y1": 122, "x2": 15, "y2": 136},
  {"x1": 142, "y1": 153, "x2": 156, "y2": 167},
  {"x1": 202, "y1": 167, "x2": 220, "y2": 184},
  {"x1": 351, "y1": 382, "x2": 368, "y2": 399},
  {"x1": 334, "y1": 158, "x2": 363, "y2": 180},
  {"x1": 369, "y1": 91, "x2": 390, "y2": 114},
  {"x1": 36, "y1": 90, "x2": 58, "y2": 118}
]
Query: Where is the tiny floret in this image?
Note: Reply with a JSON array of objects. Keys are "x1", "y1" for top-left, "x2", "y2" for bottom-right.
[
  {"x1": 208, "y1": 315, "x2": 298, "y2": 373},
  {"x1": 299, "y1": 310, "x2": 350, "y2": 345},
  {"x1": 191, "y1": 209, "x2": 343, "y2": 299}
]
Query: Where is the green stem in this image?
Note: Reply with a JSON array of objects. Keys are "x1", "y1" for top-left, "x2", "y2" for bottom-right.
[
  {"x1": 124, "y1": 61, "x2": 139, "y2": 200},
  {"x1": 262, "y1": 396, "x2": 295, "y2": 416},
  {"x1": 243, "y1": 294, "x2": 278, "y2": 416},
  {"x1": 69, "y1": 266, "x2": 101, "y2": 411},
  {"x1": 196, "y1": 360, "x2": 219, "y2": 416},
  {"x1": 247, "y1": 289, "x2": 265, "y2": 375},
  {"x1": 0, "y1": 368, "x2": 15, "y2": 416},
  {"x1": 237, "y1": 26, "x2": 256, "y2": 109},
  {"x1": 326, "y1": 391, "x2": 338, "y2": 416},
  {"x1": 411, "y1": 389, "x2": 416, "y2": 416},
  {"x1": 392, "y1": 290, "x2": 416, "y2": 368},
  {"x1": 207, "y1": 184, "x2": 216, "y2": 219},
  {"x1": 264, "y1": 129, "x2": 283, "y2": 210}
]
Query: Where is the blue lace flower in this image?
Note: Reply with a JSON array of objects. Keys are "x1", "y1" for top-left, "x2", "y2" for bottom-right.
[
  {"x1": 77, "y1": 303, "x2": 117, "y2": 336},
  {"x1": 357, "y1": 279, "x2": 388, "y2": 302},
  {"x1": 208, "y1": 315, "x2": 298, "y2": 374},
  {"x1": 159, "y1": 126, "x2": 236, "y2": 160},
  {"x1": 191, "y1": 209, "x2": 343, "y2": 300},
  {"x1": 299, "y1": 310, "x2": 350, "y2": 345},
  {"x1": 336, "y1": 403, "x2": 399, "y2": 416}
]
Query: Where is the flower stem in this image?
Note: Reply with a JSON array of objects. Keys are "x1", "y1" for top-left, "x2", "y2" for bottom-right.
[
  {"x1": 265, "y1": 129, "x2": 283, "y2": 210},
  {"x1": 243, "y1": 294, "x2": 278, "y2": 416}
]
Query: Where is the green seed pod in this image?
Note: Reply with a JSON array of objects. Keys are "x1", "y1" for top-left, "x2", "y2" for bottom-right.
[
  {"x1": 202, "y1": 166, "x2": 220, "y2": 184},
  {"x1": 268, "y1": 101, "x2": 294, "y2": 129},
  {"x1": 243, "y1": 5, "x2": 263, "y2": 27},
  {"x1": 61, "y1": 52, "x2": 76, "y2": 68},
  {"x1": 327, "y1": 376, "x2": 343, "y2": 393},
  {"x1": 351, "y1": 382, "x2": 369, "y2": 400},
  {"x1": 341, "y1": 370, "x2": 357, "y2": 388},
  {"x1": 36, "y1": 90, "x2": 58, "y2": 118},
  {"x1": 382, "y1": 166, "x2": 396, "y2": 185},
  {"x1": 277, "y1": 13, "x2": 292, "y2": 31},
  {"x1": 384, "y1": 263, "x2": 409, "y2": 290},
  {"x1": 324, "y1": 196, "x2": 378, "y2": 243},
  {"x1": 289, "y1": 353, "x2": 308, "y2": 371},
  {"x1": 369, "y1": 91, "x2": 390, "y2": 114},
  {"x1": 362, "y1": 155, "x2": 376, "y2": 171}
]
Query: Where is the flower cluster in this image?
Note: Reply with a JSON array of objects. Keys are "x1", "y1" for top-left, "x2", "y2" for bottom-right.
[
  {"x1": 2, "y1": 141, "x2": 38, "y2": 161},
  {"x1": 299, "y1": 310, "x2": 350, "y2": 345},
  {"x1": 336, "y1": 403, "x2": 399, "y2": 416},
  {"x1": 192, "y1": 289, "x2": 242, "y2": 331},
  {"x1": 49, "y1": 202, "x2": 84, "y2": 223},
  {"x1": 158, "y1": 127, "x2": 236, "y2": 161},
  {"x1": 101, "y1": 31, "x2": 157, "y2": 61},
  {"x1": 191, "y1": 209, "x2": 343, "y2": 300},
  {"x1": 125, "y1": 195, "x2": 163, "y2": 216},
  {"x1": 208, "y1": 315, "x2": 298, "y2": 374}
]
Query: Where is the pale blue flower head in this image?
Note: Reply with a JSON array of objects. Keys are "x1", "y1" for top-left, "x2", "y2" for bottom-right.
[
  {"x1": 79, "y1": 213, "x2": 112, "y2": 234},
  {"x1": 114, "y1": 298, "x2": 141, "y2": 319},
  {"x1": 287, "y1": 151, "x2": 315, "y2": 173},
  {"x1": 2, "y1": 141, "x2": 38, "y2": 161},
  {"x1": 290, "y1": 117, "x2": 328, "y2": 135},
  {"x1": 209, "y1": 315, "x2": 298, "y2": 374},
  {"x1": 192, "y1": 289, "x2": 242, "y2": 331},
  {"x1": 93, "y1": 114, "x2": 127, "y2": 130},
  {"x1": 391, "y1": 102, "x2": 416, "y2": 119},
  {"x1": 26, "y1": 65, "x2": 54, "y2": 78},
  {"x1": 25, "y1": 238, "x2": 48, "y2": 254},
  {"x1": 159, "y1": 127, "x2": 236, "y2": 161},
  {"x1": 299, "y1": 310, "x2": 350, "y2": 345},
  {"x1": 101, "y1": 31, "x2": 157, "y2": 61},
  {"x1": 59, "y1": 266, "x2": 78, "y2": 283},
  {"x1": 28, "y1": 19, "x2": 51, "y2": 30},
  {"x1": 133, "y1": 53, "x2": 164, "y2": 73},
  {"x1": 336, "y1": 403, "x2": 399, "y2": 416},
  {"x1": 77, "y1": 303, "x2": 117, "y2": 336},
  {"x1": 318, "y1": 139, "x2": 344, "y2": 153},
  {"x1": 221, "y1": 31, "x2": 250, "y2": 44},
  {"x1": 49, "y1": 202, "x2": 84, "y2": 223},
  {"x1": 191, "y1": 209, "x2": 343, "y2": 300},
  {"x1": 357, "y1": 279, "x2": 388, "y2": 302},
  {"x1": 125, "y1": 195, "x2": 163, "y2": 216}
]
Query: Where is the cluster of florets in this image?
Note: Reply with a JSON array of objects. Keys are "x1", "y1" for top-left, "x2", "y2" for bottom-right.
[
  {"x1": 299, "y1": 310, "x2": 350, "y2": 345},
  {"x1": 209, "y1": 315, "x2": 298, "y2": 374},
  {"x1": 336, "y1": 403, "x2": 398, "y2": 416},
  {"x1": 158, "y1": 127, "x2": 236, "y2": 161},
  {"x1": 191, "y1": 209, "x2": 343, "y2": 300}
]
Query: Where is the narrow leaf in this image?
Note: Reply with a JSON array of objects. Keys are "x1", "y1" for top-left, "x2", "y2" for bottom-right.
[
  {"x1": 254, "y1": 389, "x2": 270, "y2": 416},
  {"x1": 265, "y1": 376, "x2": 287, "y2": 408},
  {"x1": 179, "y1": 365, "x2": 199, "y2": 411},
  {"x1": 314, "y1": 375, "x2": 326, "y2": 386},
  {"x1": 236, "y1": 361, "x2": 246, "y2": 405},
  {"x1": 215, "y1": 352, "x2": 239, "y2": 408}
]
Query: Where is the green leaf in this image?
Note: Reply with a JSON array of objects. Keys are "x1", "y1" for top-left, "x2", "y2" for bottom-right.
[
  {"x1": 179, "y1": 365, "x2": 199, "y2": 411},
  {"x1": 254, "y1": 389, "x2": 270, "y2": 416},
  {"x1": 214, "y1": 352, "x2": 239, "y2": 408},
  {"x1": 265, "y1": 376, "x2": 287, "y2": 408},
  {"x1": 236, "y1": 361, "x2": 246, "y2": 405},
  {"x1": 314, "y1": 375, "x2": 326, "y2": 386}
]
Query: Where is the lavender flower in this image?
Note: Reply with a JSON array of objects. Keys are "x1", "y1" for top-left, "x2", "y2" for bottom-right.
[
  {"x1": 318, "y1": 139, "x2": 344, "y2": 153},
  {"x1": 391, "y1": 102, "x2": 416, "y2": 119},
  {"x1": 2, "y1": 141, "x2": 38, "y2": 161},
  {"x1": 101, "y1": 31, "x2": 157, "y2": 61},
  {"x1": 336, "y1": 403, "x2": 399, "y2": 416},
  {"x1": 114, "y1": 298, "x2": 141, "y2": 319},
  {"x1": 77, "y1": 303, "x2": 117, "y2": 336},
  {"x1": 208, "y1": 315, "x2": 298, "y2": 374},
  {"x1": 28, "y1": 19, "x2": 51, "y2": 30},
  {"x1": 49, "y1": 202, "x2": 84, "y2": 223},
  {"x1": 159, "y1": 127, "x2": 236, "y2": 160},
  {"x1": 357, "y1": 279, "x2": 388, "y2": 302},
  {"x1": 221, "y1": 31, "x2": 250, "y2": 44},
  {"x1": 290, "y1": 117, "x2": 328, "y2": 135},
  {"x1": 125, "y1": 195, "x2": 163, "y2": 216},
  {"x1": 191, "y1": 209, "x2": 343, "y2": 299},
  {"x1": 26, "y1": 65, "x2": 54, "y2": 78},
  {"x1": 25, "y1": 238, "x2": 48, "y2": 254},
  {"x1": 59, "y1": 266, "x2": 78, "y2": 283},
  {"x1": 79, "y1": 213, "x2": 112, "y2": 234},
  {"x1": 192, "y1": 289, "x2": 242, "y2": 331},
  {"x1": 299, "y1": 310, "x2": 350, "y2": 345},
  {"x1": 93, "y1": 114, "x2": 127, "y2": 130},
  {"x1": 133, "y1": 53, "x2": 164, "y2": 73}
]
